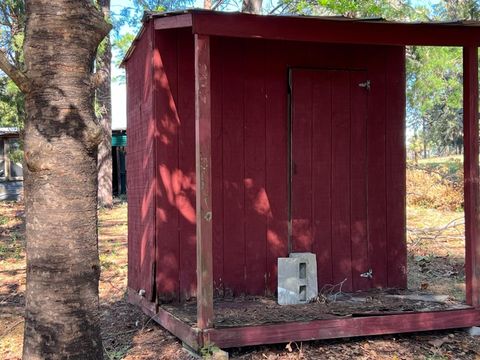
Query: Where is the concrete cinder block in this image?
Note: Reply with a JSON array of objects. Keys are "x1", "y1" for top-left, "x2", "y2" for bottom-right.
[
  {"x1": 278, "y1": 252, "x2": 318, "y2": 305},
  {"x1": 290, "y1": 252, "x2": 318, "y2": 301},
  {"x1": 278, "y1": 258, "x2": 303, "y2": 305}
]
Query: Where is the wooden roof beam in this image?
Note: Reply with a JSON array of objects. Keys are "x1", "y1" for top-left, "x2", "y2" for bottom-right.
[
  {"x1": 191, "y1": 12, "x2": 480, "y2": 46},
  {"x1": 154, "y1": 14, "x2": 192, "y2": 30}
]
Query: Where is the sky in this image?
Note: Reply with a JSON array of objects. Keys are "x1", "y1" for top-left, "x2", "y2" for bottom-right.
[{"x1": 110, "y1": 0, "x2": 132, "y2": 130}]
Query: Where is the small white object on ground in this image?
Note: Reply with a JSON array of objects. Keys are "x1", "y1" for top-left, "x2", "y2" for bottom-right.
[{"x1": 467, "y1": 326, "x2": 480, "y2": 336}]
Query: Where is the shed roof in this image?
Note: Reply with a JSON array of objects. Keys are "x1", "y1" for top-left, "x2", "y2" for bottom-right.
[{"x1": 122, "y1": 9, "x2": 480, "y2": 65}]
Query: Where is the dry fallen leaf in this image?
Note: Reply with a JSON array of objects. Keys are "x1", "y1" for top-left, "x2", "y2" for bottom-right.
[{"x1": 428, "y1": 336, "x2": 451, "y2": 347}]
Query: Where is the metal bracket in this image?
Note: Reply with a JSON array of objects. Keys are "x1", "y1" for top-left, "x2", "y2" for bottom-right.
[
  {"x1": 360, "y1": 269, "x2": 373, "y2": 279},
  {"x1": 358, "y1": 80, "x2": 371, "y2": 91}
]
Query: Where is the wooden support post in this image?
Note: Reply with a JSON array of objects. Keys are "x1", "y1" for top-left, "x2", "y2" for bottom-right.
[
  {"x1": 195, "y1": 34, "x2": 214, "y2": 329},
  {"x1": 463, "y1": 46, "x2": 480, "y2": 307}
]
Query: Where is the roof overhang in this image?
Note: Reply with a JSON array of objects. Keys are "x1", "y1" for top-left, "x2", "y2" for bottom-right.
[{"x1": 121, "y1": 9, "x2": 480, "y2": 66}]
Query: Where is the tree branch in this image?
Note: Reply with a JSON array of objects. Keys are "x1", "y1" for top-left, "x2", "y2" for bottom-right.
[{"x1": 0, "y1": 50, "x2": 30, "y2": 93}]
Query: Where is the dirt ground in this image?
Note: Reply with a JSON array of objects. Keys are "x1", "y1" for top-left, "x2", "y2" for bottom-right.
[{"x1": 1, "y1": 201, "x2": 480, "y2": 359}]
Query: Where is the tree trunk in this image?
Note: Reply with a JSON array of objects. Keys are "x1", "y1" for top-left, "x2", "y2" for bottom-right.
[
  {"x1": 97, "y1": 0, "x2": 113, "y2": 208},
  {"x1": 422, "y1": 118, "x2": 427, "y2": 159},
  {"x1": 242, "y1": 0, "x2": 262, "y2": 14},
  {"x1": 19, "y1": 1, "x2": 110, "y2": 359}
]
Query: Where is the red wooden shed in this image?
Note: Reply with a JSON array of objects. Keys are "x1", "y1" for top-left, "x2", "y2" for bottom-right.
[{"x1": 123, "y1": 10, "x2": 480, "y2": 351}]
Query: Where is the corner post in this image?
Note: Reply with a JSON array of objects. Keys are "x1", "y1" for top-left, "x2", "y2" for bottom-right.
[
  {"x1": 463, "y1": 45, "x2": 480, "y2": 307},
  {"x1": 195, "y1": 34, "x2": 214, "y2": 329}
]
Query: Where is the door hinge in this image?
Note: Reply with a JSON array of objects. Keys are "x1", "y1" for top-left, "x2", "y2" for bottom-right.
[
  {"x1": 358, "y1": 80, "x2": 371, "y2": 91},
  {"x1": 360, "y1": 268, "x2": 373, "y2": 279}
]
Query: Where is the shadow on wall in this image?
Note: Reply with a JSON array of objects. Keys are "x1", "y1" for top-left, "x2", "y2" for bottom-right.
[{"x1": 131, "y1": 29, "x2": 289, "y2": 303}]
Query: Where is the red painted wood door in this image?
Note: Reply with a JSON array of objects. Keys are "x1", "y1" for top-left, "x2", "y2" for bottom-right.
[{"x1": 290, "y1": 69, "x2": 371, "y2": 292}]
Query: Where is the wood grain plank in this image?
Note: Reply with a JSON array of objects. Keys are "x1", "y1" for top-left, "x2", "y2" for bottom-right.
[
  {"x1": 367, "y1": 50, "x2": 388, "y2": 288},
  {"x1": 210, "y1": 37, "x2": 224, "y2": 296},
  {"x1": 291, "y1": 70, "x2": 313, "y2": 253},
  {"x1": 264, "y1": 41, "x2": 289, "y2": 295},
  {"x1": 126, "y1": 21, "x2": 155, "y2": 299},
  {"x1": 311, "y1": 70, "x2": 333, "y2": 288},
  {"x1": 154, "y1": 14, "x2": 192, "y2": 30},
  {"x1": 244, "y1": 40, "x2": 268, "y2": 295},
  {"x1": 177, "y1": 29, "x2": 197, "y2": 300},
  {"x1": 350, "y1": 70, "x2": 369, "y2": 291},
  {"x1": 385, "y1": 47, "x2": 407, "y2": 288},
  {"x1": 204, "y1": 308, "x2": 480, "y2": 348},
  {"x1": 331, "y1": 70, "x2": 352, "y2": 291},
  {"x1": 463, "y1": 46, "x2": 480, "y2": 307},
  {"x1": 155, "y1": 29, "x2": 180, "y2": 302},
  {"x1": 192, "y1": 11, "x2": 480, "y2": 47},
  {"x1": 221, "y1": 38, "x2": 246, "y2": 295},
  {"x1": 195, "y1": 34, "x2": 214, "y2": 329}
]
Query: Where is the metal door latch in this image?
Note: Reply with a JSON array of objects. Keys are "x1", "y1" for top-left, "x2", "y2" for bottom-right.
[
  {"x1": 358, "y1": 80, "x2": 371, "y2": 90},
  {"x1": 360, "y1": 269, "x2": 373, "y2": 279}
]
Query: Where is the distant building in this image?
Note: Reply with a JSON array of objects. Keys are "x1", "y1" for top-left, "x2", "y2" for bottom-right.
[
  {"x1": 0, "y1": 127, "x2": 127, "y2": 201},
  {"x1": 0, "y1": 127, "x2": 23, "y2": 201},
  {"x1": 112, "y1": 129, "x2": 127, "y2": 196}
]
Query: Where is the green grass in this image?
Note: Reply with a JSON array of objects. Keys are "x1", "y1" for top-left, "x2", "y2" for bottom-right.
[
  {"x1": 415, "y1": 155, "x2": 463, "y2": 174},
  {"x1": 0, "y1": 215, "x2": 8, "y2": 226},
  {"x1": 417, "y1": 154, "x2": 463, "y2": 164}
]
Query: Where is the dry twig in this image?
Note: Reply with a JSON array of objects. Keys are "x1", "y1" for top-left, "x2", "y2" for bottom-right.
[{"x1": 314, "y1": 278, "x2": 348, "y2": 303}]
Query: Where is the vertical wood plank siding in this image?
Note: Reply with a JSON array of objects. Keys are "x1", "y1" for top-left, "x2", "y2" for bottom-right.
[
  {"x1": 386, "y1": 47, "x2": 408, "y2": 288},
  {"x1": 220, "y1": 39, "x2": 247, "y2": 296},
  {"x1": 154, "y1": 29, "x2": 180, "y2": 302},
  {"x1": 178, "y1": 32, "x2": 197, "y2": 300},
  {"x1": 153, "y1": 29, "x2": 197, "y2": 302},
  {"x1": 366, "y1": 50, "x2": 388, "y2": 289},
  {"x1": 211, "y1": 39, "x2": 406, "y2": 295},
  {"x1": 349, "y1": 70, "x2": 369, "y2": 291},
  {"x1": 128, "y1": 29, "x2": 407, "y2": 299},
  {"x1": 126, "y1": 22, "x2": 156, "y2": 300}
]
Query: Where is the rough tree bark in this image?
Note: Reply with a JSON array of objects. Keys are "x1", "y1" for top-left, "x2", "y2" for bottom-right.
[
  {"x1": 0, "y1": 1, "x2": 110, "y2": 359},
  {"x1": 242, "y1": 0, "x2": 262, "y2": 14},
  {"x1": 96, "y1": 0, "x2": 113, "y2": 208}
]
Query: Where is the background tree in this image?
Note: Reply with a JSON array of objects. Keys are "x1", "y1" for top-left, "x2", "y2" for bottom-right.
[
  {"x1": 406, "y1": 0, "x2": 480, "y2": 157},
  {"x1": 114, "y1": 0, "x2": 193, "y2": 30},
  {"x1": 407, "y1": 46, "x2": 463, "y2": 157},
  {"x1": 271, "y1": 0, "x2": 410, "y2": 17},
  {"x1": 111, "y1": 0, "x2": 194, "y2": 79},
  {"x1": 0, "y1": 0, "x2": 25, "y2": 130},
  {"x1": 97, "y1": 0, "x2": 113, "y2": 208},
  {"x1": 0, "y1": 0, "x2": 110, "y2": 358},
  {"x1": 242, "y1": 0, "x2": 262, "y2": 13}
]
